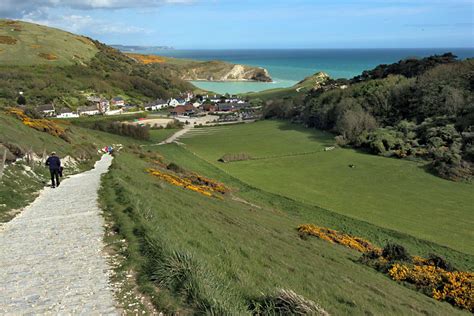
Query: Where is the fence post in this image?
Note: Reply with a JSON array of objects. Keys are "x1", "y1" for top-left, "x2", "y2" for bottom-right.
[{"x1": 0, "y1": 149, "x2": 6, "y2": 181}]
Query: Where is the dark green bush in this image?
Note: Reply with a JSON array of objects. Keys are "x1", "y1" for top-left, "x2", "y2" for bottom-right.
[{"x1": 382, "y1": 243, "x2": 411, "y2": 262}]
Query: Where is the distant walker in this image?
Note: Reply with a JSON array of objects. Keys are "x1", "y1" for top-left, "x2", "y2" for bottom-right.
[{"x1": 46, "y1": 152, "x2": 61, "y2": 188}]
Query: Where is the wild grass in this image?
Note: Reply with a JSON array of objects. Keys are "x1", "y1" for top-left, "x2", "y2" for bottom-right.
[{"x1": 0, "y1": 19, "x2": 98, "y2": 66}]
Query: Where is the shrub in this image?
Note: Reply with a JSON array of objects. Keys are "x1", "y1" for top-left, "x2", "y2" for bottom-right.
[
  {"x1": 166, "y1": 162, "x2": 185, "y2": 174},
  {"x1": 218, "y1": 153, "x2": 252, "y2": 163},
  {"x1": 249, "y1": 289, "x2": 329, "y2": 315},
  {"x1": 381, "y1": 243, "x2": 411, "y2": 262}
]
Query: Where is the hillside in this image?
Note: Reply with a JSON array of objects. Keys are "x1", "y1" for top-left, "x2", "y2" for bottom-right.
[
  {"x1": 0, "y1": 20, "x2": 98, "y2": 66},
  {"x1": 243, "y1": 71, "x2": 331, "y2": 101},
  {"x1": 0, "y1": 19, "x2": 195, "y2": 108},
  {"x1": 126, "y1": 53, "x2": 273, "y2": 82},
  {"x1": 262, "y1": 55, "x2": 474, "y2": 182}
]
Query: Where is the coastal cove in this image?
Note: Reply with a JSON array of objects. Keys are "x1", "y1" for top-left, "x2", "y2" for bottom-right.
[{"x1": 136, "y1": 48, "x2": 474, "y2": 94}]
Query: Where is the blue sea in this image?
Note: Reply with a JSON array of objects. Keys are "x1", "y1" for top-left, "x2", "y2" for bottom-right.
[{"x1": 144, "y1": 48, "x2": 474, "y2": 94}]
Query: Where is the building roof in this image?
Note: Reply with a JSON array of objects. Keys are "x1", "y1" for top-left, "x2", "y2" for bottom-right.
[
  {"x1": 217, "y1": 103, "x2": 233, "y2": 111},
  {"x1": 155, "y1": 98, "x2": 168, "y2": 104},
  {"x1": 36, "y1": 104, "x2": 55, "y2": 112},
  {"x1": 78, "y1": 105, "x2": 99, "y2": 113},
  {"x1": 170, "y1": 104, "x2": 195, "y2": 114},
  {"x1": 112, "y1": 97, "x2": 124, "y2": 101}
]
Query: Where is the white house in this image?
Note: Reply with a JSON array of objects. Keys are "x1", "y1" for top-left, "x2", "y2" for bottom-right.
[
  {"x1": 56, "y1": 108, "x2": 79, "y2": 118},
  {"x1": 145, "y1": 98, "x2": 168, "y2": 111},
  {"x1": 78, "y1": 105, "x2": 100, "y2": 116},
  {"x1": 192, "y1": 101, "x2": 202, "y2": 108},
  {"x1": 168, "y1": 98, "x2": 181, "y2": 107},
  {"x1": 36, "y1": 104, "x2": 56, "y2": 117}
]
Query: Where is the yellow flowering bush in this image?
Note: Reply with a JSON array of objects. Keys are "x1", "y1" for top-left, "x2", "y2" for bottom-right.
[
  {"x1": 147, "y1": 168, "x2": 228, "y2": 198},
  {"x1": 389, "y1": 263, "x2": 473, "y2": 311},
  {"x1": 297, "y1": 224, "x2": 379, "y2": 253},
  {"x1": 6, "y1": 108, "x2": 66, "y2": 139},
  {"x1": 298, "y1": 223, "x2": 473, "y2": 311}
]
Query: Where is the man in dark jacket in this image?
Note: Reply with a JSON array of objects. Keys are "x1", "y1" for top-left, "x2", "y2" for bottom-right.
[{"x1": 45, "y1": 152, "x2": 61, "y2": 188}]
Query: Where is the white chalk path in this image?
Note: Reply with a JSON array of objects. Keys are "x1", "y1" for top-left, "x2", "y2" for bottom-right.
[{"x1": 0, "y1": 154, "x2": 118, "y2": 315}]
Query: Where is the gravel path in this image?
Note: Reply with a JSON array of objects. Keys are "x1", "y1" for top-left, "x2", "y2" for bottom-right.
[
  {"x1": 0, "y1": 154, "x2": 118, "y2": 314},
  {"x1": 158, "y1": 126, "x2": 192, "y2": 145}
]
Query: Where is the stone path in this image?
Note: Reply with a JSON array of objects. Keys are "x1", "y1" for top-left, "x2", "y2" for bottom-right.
[{"x1": 0, "y1": 154, "x2": 117, "y2": 314}]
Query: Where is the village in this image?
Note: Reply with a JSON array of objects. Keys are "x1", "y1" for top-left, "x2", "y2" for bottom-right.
[{"x1": 31, "y1": 93, "x2": 261, "y2": 124}]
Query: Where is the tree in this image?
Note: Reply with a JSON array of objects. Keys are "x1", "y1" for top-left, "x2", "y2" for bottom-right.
[
  {"x1": 17, "y1": 94, "x2": 26, "y2": 105},
  {"x1": 336, "y1": 109, "x2": 377, "y2": 142}
]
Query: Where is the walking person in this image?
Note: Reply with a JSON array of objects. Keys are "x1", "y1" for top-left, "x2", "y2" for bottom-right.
[{"x1": 46, "y1": 152, "x2": 61, "y2": 188}]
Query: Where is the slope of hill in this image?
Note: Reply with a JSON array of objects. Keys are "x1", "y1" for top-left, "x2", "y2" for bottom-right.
[
  {"x1": 0, "y1": 20, "x2": 98, "y2": 66},
  {"x1": 243, "y1": 71, "x2": 331, "y2": 101},
  {"x1": 0, "y1": 19, "x2": 195, "y2": 108},
  {"x1": 126, "y1": 53, "x2": 273, "y2": 82}
]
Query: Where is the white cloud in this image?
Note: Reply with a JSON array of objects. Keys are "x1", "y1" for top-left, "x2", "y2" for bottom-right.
[
  {"x1": 21, "y1": 10, "x2": 151, "y2": 35},
  {"x1": 0, "y1": 0, "x2": 196, "y2": 17}
]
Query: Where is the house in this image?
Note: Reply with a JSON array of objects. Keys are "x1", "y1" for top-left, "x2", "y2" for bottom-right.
[
  {"x1": 98, "y1": 98, "x2": 110, "y2": 113},
  {"x1": 78, "y1": 105, "x2": 100, "y2": 116},
  {"x1": 111, "y1": 97, "x2": 125, "y2": 107},
  {"x1": 209, "y1": 96, "x2": 221, "y2": 103},
  {"x1": 36, "y1": 104, "x2": 55, "y2": 117},
  {"x1": 145, "y1": 98, "x2": 168, "y2": 111},
  {"x1": 56, "y1": 108, "x2": 79, "y2": 118},
  {"x1": 200, "y1": 103, "x2": 217, "y2": 112},
  {"x1": 168, "y1": 98, "x2": 180, "y2": 107},
  {"x1": 216, "y1": 103, "x2": 234, "y2": 112},
  {"x1": 176, "y1": 98, "x2": 186, "y2": 106},
  {"x1": 169, "y1": 104, "x2": 195, "y2": 116},
  {"x1": 192, "y1": 101, "x2": 202, "y2": 108}
]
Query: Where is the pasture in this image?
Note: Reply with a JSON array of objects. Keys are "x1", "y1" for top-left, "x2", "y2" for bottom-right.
[
  {"x1": 101, "y1": 145, "x2": 470, "y2": 314},
  {"x1": 180, "y1": 120, "x2": 474, "y2": 255}
]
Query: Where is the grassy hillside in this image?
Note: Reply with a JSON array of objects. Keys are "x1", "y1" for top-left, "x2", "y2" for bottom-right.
[
  {"x1": 0, "y1": 19, "x2": 194, "y2": 108},
  {"x1": 0, "y1": 20, "x2": 98, "y2": 66},
  {"x1": 126, "y1": 53, "x2": 272, "y2": 82},
  {"x1": 100, "y1": 141, "x2": 471, "y2": 314},
  {"x1": 179, "y1": 120, "x2": 474, "y2": 255},
  {"x1": 243, "y1": 71, "x2": 330, "y2": 100}
]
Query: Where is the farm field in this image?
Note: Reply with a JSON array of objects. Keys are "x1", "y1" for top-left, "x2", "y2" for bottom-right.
[{"x1": 180, "y1": 120, "x2": 474, "y2": 255}]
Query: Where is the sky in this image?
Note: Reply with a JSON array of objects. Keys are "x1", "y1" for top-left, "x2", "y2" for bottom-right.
[{"x1": 1, "y1": 0, "x2": 473, "y2": 48}]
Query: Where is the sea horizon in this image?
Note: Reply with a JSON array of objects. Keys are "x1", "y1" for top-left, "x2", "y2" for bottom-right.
[{"x1": 128, "y1": 47, "x2": 474, "y2": 94}]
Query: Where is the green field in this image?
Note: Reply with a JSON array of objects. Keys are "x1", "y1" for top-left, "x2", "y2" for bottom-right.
[{"x1": 180, "y1": 120, "x2": 474, "y2": 255}]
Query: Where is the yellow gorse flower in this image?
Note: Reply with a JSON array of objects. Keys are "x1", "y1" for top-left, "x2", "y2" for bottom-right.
[
  {"x1": 6, "y1": 108, "x2": 66, "y2": 138},
  {"x1": 147, "y1": 168, "x2": 228, "y2": 199},
  {"x1": 298, "y1": 223, "x2": 474, "y2": 311}
]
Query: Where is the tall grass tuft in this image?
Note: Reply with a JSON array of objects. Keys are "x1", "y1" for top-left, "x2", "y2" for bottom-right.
[
  {"x1": 249, "y1": 289, "x2": 329, "y2": 315},
  {"x1": 145, "y1": 234, "x2": 246, "y2": 315}
]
